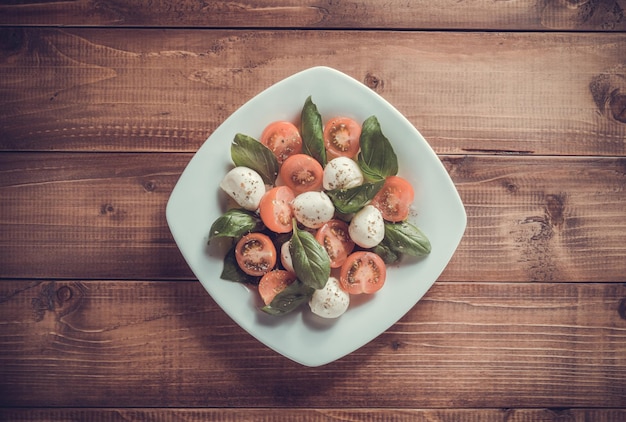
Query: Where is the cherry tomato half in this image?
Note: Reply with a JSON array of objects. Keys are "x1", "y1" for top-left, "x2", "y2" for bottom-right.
[
  {"x1": 323, "y1": 117, "x2": 361, "y2": 159},
  {"x1": 260, "y1": 121, "x2": 303, "y2": 164},
  {"x1": 315, "y1": 219, "x2": 355, "y2": 268},
  {"x1": 279, "y1": 153, "x2": 324, "y2": 195},
  {"x1": 235, "y1": 233, "x2": 277, "y2": 277},
  {"x1": 370, "y1": 175, "x2": 414, "y2": 222},
  {"x1": 259, "y1": 186, "x2": 295, "y2": 234},
  {"x1": 258, "y1": 269, "x2": 296, "y2": 305},
  {"x1": 339, "y1": 251, "x2": 387, "y2": 295}
]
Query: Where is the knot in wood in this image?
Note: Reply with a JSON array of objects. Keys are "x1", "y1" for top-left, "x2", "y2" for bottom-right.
[
  {"x1": 590, "y1": 67, "x2": 626, "y2": 124},
  {"x1": 618, "y1": 298, "x2": 626, "y2": 320},
  {"x1": 545, "y1": 193, "x2": 566, "y2": 228},
  {"x1": 142, "y1": 180, "x2": 157, "y2": 192},
  {"x1": 391, "y1": 340, "x2": 403, "y2": 351},
  {"x1": 364, "y1": 72, "x2": 384, "y2": 91},
  {"x1": 503, "y1": 180, "x2": 519, "y2": 194},
  {"x1": 101, "y1": 203, "x2": 115, "y2": 214},
  {"x1": 609, "y1": 90, "x2": 626, "y2": 123},
  {"x1": 56, "y1": 286, "x2": 73, "y2": 303}
]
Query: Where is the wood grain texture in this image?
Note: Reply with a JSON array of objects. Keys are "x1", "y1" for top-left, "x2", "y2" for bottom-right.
[
  {"x1": 1, "y1": 153, "x2": 624, "y2": 281},
  {"x1": 1, "y1": 28, "x2": 625, "y2": 155},
  {"x1": 2, "y1": 408, "x2": 626, "y2": 422},
  {"x1": 442, "y1": 155, "x2": 626, "y2": 282},
  {"x1": 1, "y1": 2, "x2": 625, "y2": 416},
  {"x1": 1, "y1": 280, "x2": 624, "y2": 408},
  {"x1": 0, "y1": 152, "x2": 191, "y2": 280},
  {"x1": 0, "y1": 0, "x2": 625, "y2": 31}
]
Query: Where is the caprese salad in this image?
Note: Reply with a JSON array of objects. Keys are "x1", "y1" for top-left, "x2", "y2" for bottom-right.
[{"x1": 208, "y1": 96, "x2": 431, "y2": 318}]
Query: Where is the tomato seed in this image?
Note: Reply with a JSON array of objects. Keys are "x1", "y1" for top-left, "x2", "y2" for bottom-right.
[
  {"x1": 330, "y1": 124, "x2": 350, "y2": 152},
  {"x1": 323, "y1": 236, "x2": 337, "y2": 260},
  {"x1": 292, "y1": 169, "x2": 315, "y2": 185}
]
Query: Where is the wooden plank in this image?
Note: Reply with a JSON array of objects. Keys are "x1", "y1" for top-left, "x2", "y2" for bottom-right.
[
  {"x1": 2, "y1": 408, "x2": 626, "y2": 422},
  {"x1": 1, "y1": 280, "x2": 624, "y2": 408},
  {"x1": 0, "y1": 0, "x2": 625, "y2": 31},
  {"x1": 441, "y1": 155, "x2": 626, "y2": 282},
  {"x1": 1, "y1": 153, "x2": 625, "y2": 281},
  {"x1": 0, "y1": 152, "x2": 192, "y2": 280},
  {"x1": 1, "y1": 28, "x2": 624, "y2": 156}
]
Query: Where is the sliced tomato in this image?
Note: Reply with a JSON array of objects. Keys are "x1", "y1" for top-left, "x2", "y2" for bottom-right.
[
  {"x1": 258, "y1": 269, "x2": 296, "y2": 305},
  {"x1": 259, "y1": 186, "x2": 295, "y2": 234},
  {"x1": 315, "y1": 219, "x2": 355, "y2": 268},
  {"x1": 339, "y1": 251, "x2": 386, "y2": 295},
  {"x1": 235, "y1": 232, "x2": 277, "y2": 276},
  {"x1": 323, "y1": 117, "x2": 361, "y2": 159},
  {"x1": 279, "y1": 153, "x2": 324, "y2": 194},
  {"x1": 260, "y1": 121, "x2": 303, "y2": 164},
  {"x1": 370, "y1": 175, "x2": 414, "y2": 222}
]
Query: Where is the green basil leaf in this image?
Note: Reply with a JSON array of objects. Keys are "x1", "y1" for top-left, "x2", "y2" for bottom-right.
[
  {"x1": 357, "y1": 116, "x2": 398, "y2": 182},
  {"x1": 231, "y1": 133, "x2": 279, "y2": 185},
  {"x1": 289, "y1": 220, "x2": 331, "y2": 290},
  {"x1": 384, "y1": 221, "x2": 432, "y2": 257},
  {"x1": 220, "y1": 245, "x2": 261, "y2": 285},
  {"x1": 371, "y1": 238, "x2": 401, "y2": 264},
  {"x1": 300, "y1": 96, "x2": 326, "y2": 167},
  {"x1": 326, "y1": 181, "x2": 385, "y2": 214},
  {"x1": 261, "y1": 279, "x2": 314, "y2": 316},
  {"x1": 208, "y1": 209, "x2": 263, "y2": 243}
]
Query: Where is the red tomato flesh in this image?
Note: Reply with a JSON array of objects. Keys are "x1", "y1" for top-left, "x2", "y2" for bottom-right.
[
  {"x1": 235, "y1": 233, "x2": 277, "y2": 277},
  {"x1": 339, "y1": 251, "x2": 386, "y2": 295},
  {"x1": 258, "y1": 270, "x2": 296, "y2": 305},
  {"x1": 279, "y1": 153, "x2": 324, "y2": 195},
  {"x1": 370, "y1": 175, "x2": 414, "y2": 222},
  {"x1": 259, "y1": 186, "x2": 295, "y2": 234},
  {"x1": 260, "y1": 121, "x2": 303, "y2": 164},
  {"x1": 323, "y1": 117, "x2": 361, "y2": 159},
  {"x1": 315, "y1": 219, "x2": 355, "y2": 268}
]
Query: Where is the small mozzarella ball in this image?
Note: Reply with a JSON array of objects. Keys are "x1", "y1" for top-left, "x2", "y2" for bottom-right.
[
  {"x1": 291, "y1": 191, "x2": 335, "y2": 229},
  {"x1": 309, "y1": 277, "x2": 350, "y2": 319},
  {"x1": 280, "y1": 241, "x2": 294, "y2": 273},
  {"x1": 349, "y1": 204, "x2": 385, "y2": 248},
  {"x1": 323, "y1": 157, "x2": 364, "y2": 191},
  {"x1": 219, "y1": 167, "x2": 265, "y2": 211}
]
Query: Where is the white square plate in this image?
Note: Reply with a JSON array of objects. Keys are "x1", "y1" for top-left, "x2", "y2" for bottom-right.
[{"x1": 166, "y1": 66, "x2": 466, "y2": 367}]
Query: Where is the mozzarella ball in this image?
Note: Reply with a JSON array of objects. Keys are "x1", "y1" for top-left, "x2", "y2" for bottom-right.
[
  {"x1": 219, "y1": 167, "x2": 265, "y2": 211},
  {"x1": 323, "y1": 157, "x2": 364, "y2": 190},
  {"x1": 349, "y1": 204, "x2": 385, "y2": 248},
  {"x1": 291, "y1": 191, "x2": 335, "y2": 229},
  {"x1": 309, "y1": 277, "x2": 350, "y2": 318},
  {"x1": 280, "y1": 241, "x2": 295, "y2": 273}
]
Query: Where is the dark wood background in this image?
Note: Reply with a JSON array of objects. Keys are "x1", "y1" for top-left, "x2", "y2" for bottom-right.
[{"x1": 1, "y1": 1, "x2": 625, "y2": 420}]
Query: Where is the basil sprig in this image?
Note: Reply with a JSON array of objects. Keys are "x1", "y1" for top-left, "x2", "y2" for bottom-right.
[
  {"x1": 326, "y1": 180, "x2": 384, "y2": 214},
  {"x1": 357, "y1": 116, "x2": 398, "y2": 182},
  {"x1": 208, "y1": 209, "x2": 263, "y2": 243},
  {"x1": 289, "y1": 220, "x2": 331, "y2": 290},
  {"x1": 384, "y1": 221, "x2": 432, "y2": 257},
  {"x1": 220, "y1": 245, "x2": 261, "y2": 285},
  {"x1": 300, "y1": 96, "x2": 326, "y2": 167},
  {"x1": 231, "y1": 133, "x2": 279, "y2": 185},
  {"x1": 262, "y1": 280, "x2": 314, "y2": 316}
]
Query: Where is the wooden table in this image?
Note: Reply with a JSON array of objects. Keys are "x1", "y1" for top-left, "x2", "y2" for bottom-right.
[{"x1": 1, "y1": 1, "x2": 625, "y2": 420}]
